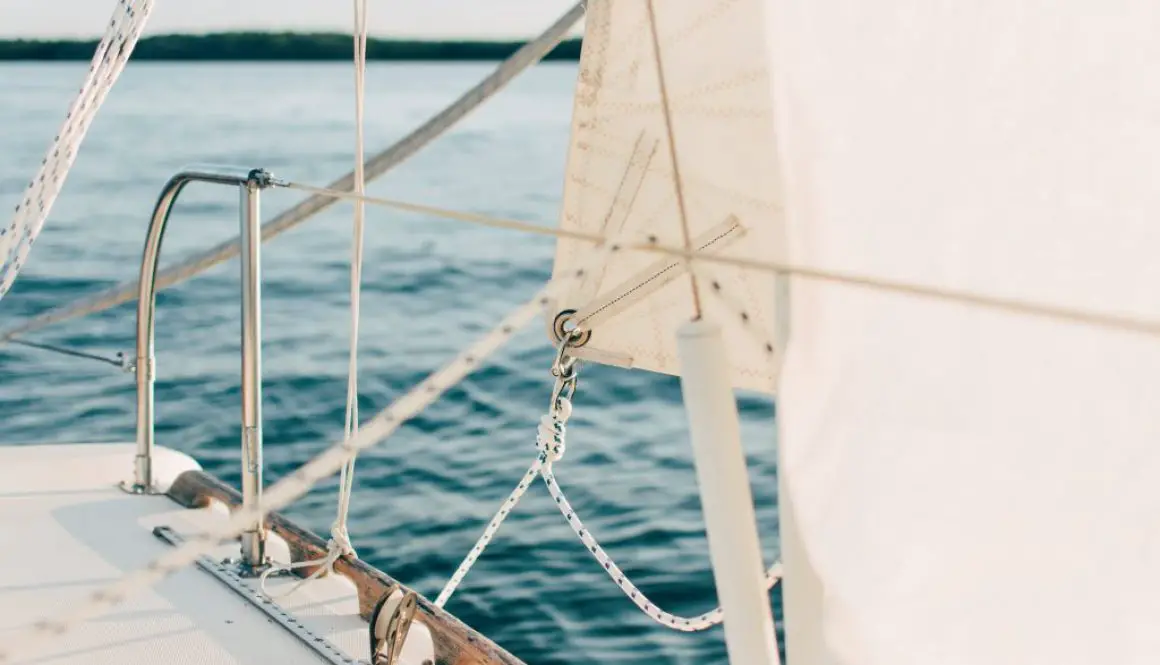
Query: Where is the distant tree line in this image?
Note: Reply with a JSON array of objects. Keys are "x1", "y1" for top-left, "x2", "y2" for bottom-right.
[{"x1": 0, "y1": 32, "x2": 584, "y2": 61}]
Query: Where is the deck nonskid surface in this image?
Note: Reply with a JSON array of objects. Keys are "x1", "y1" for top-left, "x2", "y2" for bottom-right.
[{"x1": 0, "y1": 443, "x2": 434, "y2": 664}]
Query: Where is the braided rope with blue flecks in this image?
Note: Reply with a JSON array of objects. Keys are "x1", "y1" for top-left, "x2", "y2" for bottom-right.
[
  {"x1": 434, "y1": 393, "x2": 783, "y2": 631},
  {"x1": 0, "y1": 0, "x2": 154, "y2": 301}
]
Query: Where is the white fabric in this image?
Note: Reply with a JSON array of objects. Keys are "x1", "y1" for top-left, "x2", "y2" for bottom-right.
[
  {"x1": 551, "y1": 0, "x2": 785, "y2": 394},
  {"x1": 767, "y1": 2, "x2": 1160, "y2": 664}
]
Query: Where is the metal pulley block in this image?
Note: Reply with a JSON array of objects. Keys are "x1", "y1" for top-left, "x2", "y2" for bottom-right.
[{"x1": 369, "y1": 583, "x2": 418, "y2": 665}]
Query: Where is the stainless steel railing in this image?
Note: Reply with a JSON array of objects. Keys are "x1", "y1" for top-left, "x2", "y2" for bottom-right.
[{"x1": 124, "y1": 165, "x2": 282, "y2": 570}]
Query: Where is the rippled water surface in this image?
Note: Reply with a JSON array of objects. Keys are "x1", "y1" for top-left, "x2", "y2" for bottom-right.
[{"x1": 0, "y1": 62, "x2": 780, "y2": 664}]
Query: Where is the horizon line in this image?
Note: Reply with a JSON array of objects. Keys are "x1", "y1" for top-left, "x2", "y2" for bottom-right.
[
  {"x1": 0, "y1": 30, "x2": 583, "y2": 43},
  {"x1": 0, "y1": 32, "x2": 584, "y2": 62}
]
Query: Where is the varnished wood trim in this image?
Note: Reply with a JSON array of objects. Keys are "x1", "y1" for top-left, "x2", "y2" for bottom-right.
[{"x1": 167, "y1": 469, "x2": 525, "y2": 665}]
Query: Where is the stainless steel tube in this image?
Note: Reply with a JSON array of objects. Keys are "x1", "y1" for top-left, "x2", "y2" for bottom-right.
[
  {"x1": 132, "y1": 167, "x2": 279, "y2": 499},
  {"x1": 238, "y1": 175, "x2": 265, "y2": 568}
]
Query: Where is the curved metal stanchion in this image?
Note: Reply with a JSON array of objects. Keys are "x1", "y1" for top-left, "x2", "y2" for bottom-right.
[{"x1": 123, "y1": 166, "x2": 283, "y2": 571}]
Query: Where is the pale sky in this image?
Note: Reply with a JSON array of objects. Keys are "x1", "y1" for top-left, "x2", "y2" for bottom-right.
[{"x1": 0, "y1": 0, "x2": 585, "y2": 39}]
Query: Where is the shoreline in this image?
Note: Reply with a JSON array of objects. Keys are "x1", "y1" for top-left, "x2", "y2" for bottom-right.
[{"x1": 0, "y1": 32, "x2": 583, "y2": 62}]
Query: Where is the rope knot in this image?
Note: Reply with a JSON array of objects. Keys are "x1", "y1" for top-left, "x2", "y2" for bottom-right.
[
  {"x1": 258, "y1": 523, "x2": 356, "y2": 600},
  {"x1": 536, "y1": 406, "x2": 568, "y2": 463},
  {"x1": 329, "y1": 523, "x2": 358, "y2": 559}
]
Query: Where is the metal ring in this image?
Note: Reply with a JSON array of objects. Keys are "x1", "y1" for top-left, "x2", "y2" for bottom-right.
[{"x1": 552, "y1": 309, "x2": 592, "y2": 348}]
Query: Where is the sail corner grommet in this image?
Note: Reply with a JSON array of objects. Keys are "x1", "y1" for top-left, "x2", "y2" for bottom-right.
[{"x1": 551, "y1": 309, "x2": 592, "y2": 348}]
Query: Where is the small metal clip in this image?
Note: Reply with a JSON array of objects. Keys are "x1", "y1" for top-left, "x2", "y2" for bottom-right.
[
  {"x1": 551, "y1": 339, "x2": 579, "y2": 380},
  {"x1": 551, "y1": 373, "x2": 578, "y2": 414},
  {"x1": 550, "y1": 328, "x2": 583, "y2": 412}
]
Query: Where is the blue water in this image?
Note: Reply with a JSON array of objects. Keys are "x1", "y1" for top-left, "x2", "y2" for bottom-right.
[{"x1": 0, "y1": 62, "x2": 780, "y2": 664}]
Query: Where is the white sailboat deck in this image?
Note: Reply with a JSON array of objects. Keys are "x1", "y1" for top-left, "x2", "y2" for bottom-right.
[{"x1": 0, "y1": 443, "x2": 435, "y2": 665}]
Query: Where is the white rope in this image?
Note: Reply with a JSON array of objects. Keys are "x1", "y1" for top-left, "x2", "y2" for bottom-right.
[
  {"x1": 0, "y1": 0, "x2": 154, "y2": 302},
  {"x1": 542, "y1": 449, "x2": 783, "y2": 631},
  {"x1": 435, "y1": 390, "x2": 782, "y2": 631},
  {"x1": 283, "y1": 181, "x2": 605, "y2": 241},
  {"x1": 434, "y1": 398, "x2": 579, "y2": 608},
  {"x1": 257, "y1": 523, "x2": 356, "y2": 599},
  {"x1": 0, "y1": 1, "x2": 587, "y2": 343},
  {"x1": 433, "y1": 426, "x2": 550, "y2": 607},
  {"x1": 334, "y1": 0, "x2": 371, "y2": 561},
  {"x1": 259, "y1": 0, "x2": 370, "y2": 596}
]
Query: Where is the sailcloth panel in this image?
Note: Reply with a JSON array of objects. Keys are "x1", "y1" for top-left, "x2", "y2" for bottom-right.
[
  {"x1": 549, "y1": 0, "x2": 784, "y2": 394},
  {"x1": 767, "y1": 2, "x2": 1160, "y2": 664}
]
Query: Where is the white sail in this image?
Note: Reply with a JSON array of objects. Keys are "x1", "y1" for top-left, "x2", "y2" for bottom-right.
[
  {"x1": 549, "y1": 0, "x2": 784, "y2": 394},
  {"x1": 767, "y1": 1, "x2": 1160, "y2": 664}
]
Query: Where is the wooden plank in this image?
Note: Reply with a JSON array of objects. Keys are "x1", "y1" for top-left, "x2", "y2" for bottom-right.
[{"x1": 167, "y1": 469, "x2": 525, "y2": 665}]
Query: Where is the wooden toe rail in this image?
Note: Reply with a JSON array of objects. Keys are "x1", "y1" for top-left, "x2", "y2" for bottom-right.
[{"x1": 167, "y1": 469, "x2": 524, "y2": 665}]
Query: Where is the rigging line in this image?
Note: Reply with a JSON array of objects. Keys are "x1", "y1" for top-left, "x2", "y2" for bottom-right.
[
  {"x1": 277, "y1": 182, "x2": 1160, "y2": 341},
  {"x1": 0, "y1": 0, "x2": 155, "y2": 302},
  {"x1": 7, "y1": 337, "x2": 130, "y2": 371},
  {"x1": 541, "y1": 456, "x2": 783, "y2": 631},
  {"x1": 635, "y1": 246, "x2": 1160, "y2": 342},
  {"x1": 337, "y1": 0, "x2": 370, "y2": 555},
  {"x1": 283, "y1": 181, "x2": 598, "y2": 240},
  {"x1": 434, "y1": 396, "x2": 784, "y2": 629},
  {"x1": 0, "y1": 1, "x2": 587, "y2": 346},
  {"x1": 0, "y1": 219, "x2": 640, "y2": 664},
  {"x1": 432, "y1": 400, "x2": 563, "y2": 607},
  {"x1": 644, "y1": 0, "x2": 703, "y2": 319},
  {"x1": 263, "y1": 0, "x2": 372, "y2": 588}
]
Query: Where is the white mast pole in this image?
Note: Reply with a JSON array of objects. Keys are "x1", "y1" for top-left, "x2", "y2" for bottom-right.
[{"x1": 678, "y1": 317, "x2": 780, "y2": 665}]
